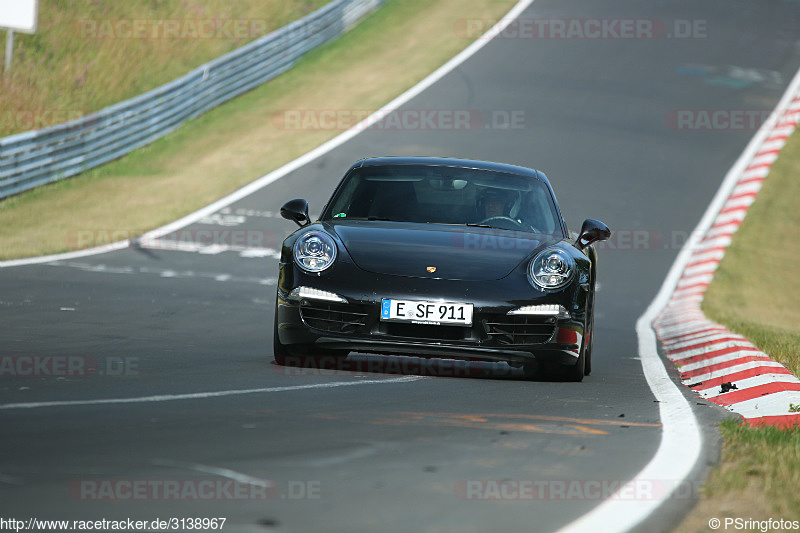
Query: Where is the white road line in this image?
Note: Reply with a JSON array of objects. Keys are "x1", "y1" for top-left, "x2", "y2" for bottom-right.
[
  {"x1": 0, "y1": 240, "x2": 130, "y2": 268},
  {"x1": 676, "y1": 349, "x2": 768, "y2": 373},
  {"x1": 668, "y1": 341, "x2": 758, "y2": 360},
  {"x1": 663, "y1": 331, "x2": 734, "y2": 348},
  {"x1": 0, "y1": 376, "x2": 423, "y2": 410},
  {"x1": 731, "y1": 180, "x2": 763, "y2": 196},
  {"x1": 135, "y1": 238, "x2": 281, "y2": 258},
  {"x1": 721, "y1": 391, "x2": 800, "y2": 418},
  {"x1": 47, "y1": 261, "x2": 278, "y2": 285},
  {"x1": 721, "y1": 196, "x2": 755, "y2": 210},
  {"x1": 683, "y1": 361, "x2": 787, "y2": 384},
  {"x1": 0, "y1": 473, "x2": 22, "y2": 485},
  {"x1": 657, "y1": 322, "x2": 719, "y2": 339},
  {"x1": 151, "y1": 459, "x2": 275, "y2": 488},
  {"x1": 676, "y1": 273, "x2": 715, "y2": 288},
  {"x1": 696, "y1": 374, "x2": 800, "y2": 398}
]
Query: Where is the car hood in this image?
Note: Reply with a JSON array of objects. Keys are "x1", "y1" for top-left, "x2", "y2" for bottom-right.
[{"x1": 328, "y1": 221, "x2": 560, "y2": 281}]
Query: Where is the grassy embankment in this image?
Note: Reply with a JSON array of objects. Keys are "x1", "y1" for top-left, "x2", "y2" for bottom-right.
[
  {"x1": 0, "y1": 0, "x2": 515, "y2": 259},
  {"x1": 1, "y1": 0, "x2": 329, "y2": 134}
]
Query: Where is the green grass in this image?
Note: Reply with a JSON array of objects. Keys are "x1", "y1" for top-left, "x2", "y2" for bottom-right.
[
  {"x1": 702, "y1": 420, "x2": 800, "y2": 519},
  {"x1": 0, "y1": 0, "x2": 329, "y2": 136},
  {"x1": 0, "y1": 0, "x2": 515, "y2": 259},
  {"x1": 703, "y1": 129, "x2": 800, "y2": 376}
]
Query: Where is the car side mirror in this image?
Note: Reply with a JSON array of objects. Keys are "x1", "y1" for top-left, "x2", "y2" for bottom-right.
[
  {"x1": 576, "y1": 219, "x2": 611, "y2": 250},
  {"x1": 280, "y1": 199, "x2": 311, "y2": 227}
]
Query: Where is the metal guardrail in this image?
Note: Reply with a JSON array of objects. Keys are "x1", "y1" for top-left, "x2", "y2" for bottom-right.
[{"x1": 0, "y1": 0, "x2": 386, "y2": 200}]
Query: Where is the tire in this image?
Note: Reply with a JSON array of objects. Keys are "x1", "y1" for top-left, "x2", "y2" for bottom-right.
[
  {"x1": 522, "y1": 362, "x2": 538, "y2": 380},
  {"x1": 524, "y1": 360, "x2": 559, "y2": 381},
  {"x1": 566, "y1": 346, "x2": 585, "y2": 382},
  {"x1": 565, "y1": 282, "x2": 597, "y2": 381},
  {"x1": 273, "y1": 313, "x2": 349, "y2": 367},
  {"x1": 273, "y1": 317, "x2": 290, "y2": 366},
  {"x1": 583, "y1": 262, "x2": 598, "y2": 377},
  {"x1": 530, "y1": 294, "x2": 593, "y2": 383},
  {"x1": 583, "y1": 301, "x2": 594, "y2": 377}
]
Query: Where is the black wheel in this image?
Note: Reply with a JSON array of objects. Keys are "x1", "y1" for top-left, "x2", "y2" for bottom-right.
[
  {"x1": 522, "y1": 361, "x2": 538, "y2": 380},
  {"x1": 565, "y1": 303, "x2": 592, "y2": 382},
  {"x1": 566, "y1": 345, "x2": 585, "y2": 382},
  {"x1": 582, "y1": 288, "x2": 595, "y2": 377},
  {"x1": 583, "y1": 308, "x2": 594, "y2": 376},
  {"x1": 273, "y1": 316, "x2": 290, "y2": 366},
  {"x1": 273, "y1": 313, "x2": 349, "y2": 367},
  {"x1": 523, "y1": 360, "x2": 560, "y2": 381}
]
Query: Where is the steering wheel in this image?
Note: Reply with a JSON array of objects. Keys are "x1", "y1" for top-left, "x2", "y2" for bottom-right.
[{"x1": 478, "y1": 216, "x2": 527, "y2": 231}]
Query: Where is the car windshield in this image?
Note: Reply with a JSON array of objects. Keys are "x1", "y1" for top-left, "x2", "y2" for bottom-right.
[{"x1": 321, "y1": 164, "x2": 563, "y2": 235}]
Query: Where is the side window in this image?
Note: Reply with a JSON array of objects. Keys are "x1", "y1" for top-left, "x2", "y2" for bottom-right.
[
  {"x1": 327, "y1": 175, "x2": 365, "y2": 217},
  {"x1": 518, "y1": 184, "x2": 559, "y2": 234}
]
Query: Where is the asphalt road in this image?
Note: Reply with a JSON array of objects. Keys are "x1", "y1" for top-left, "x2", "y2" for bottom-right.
[{"x1": 2, "y1": 1, "x2": 800, "y2": 532}]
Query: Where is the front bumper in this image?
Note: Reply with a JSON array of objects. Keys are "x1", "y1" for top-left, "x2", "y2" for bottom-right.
[{"x1": 275, "y1": 265, "x2": 587, "y2": 366}]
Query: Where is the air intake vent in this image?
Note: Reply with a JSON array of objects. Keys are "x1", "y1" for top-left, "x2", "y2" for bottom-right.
[
  {"x1": 300, "y1": 302, "x2": 368, "y2": 334},
  {"x1": 484, "y1": 315, "x2": 557, "y2": 345}
]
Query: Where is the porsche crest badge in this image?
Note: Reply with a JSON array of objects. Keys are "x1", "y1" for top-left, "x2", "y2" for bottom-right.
[{"x1": 426, "y1": 266, "x2": 437, "y2": 273}]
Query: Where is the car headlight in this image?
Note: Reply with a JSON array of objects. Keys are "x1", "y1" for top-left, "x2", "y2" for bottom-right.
[
  {"x1": 529, "y1": 248, "x2": 574, "y2": 289},
  {"x1": 294, "y1": 231, "x2": 337, "y2": 273}
]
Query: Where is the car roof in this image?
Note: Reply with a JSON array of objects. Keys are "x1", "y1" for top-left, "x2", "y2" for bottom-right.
[{"x1": 350, "y1": 156, "x2": 551, "y2": 186}]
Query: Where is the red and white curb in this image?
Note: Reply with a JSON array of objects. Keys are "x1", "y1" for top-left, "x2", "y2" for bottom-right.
[{"x1": 653, "y1": 94, "x2": 800, "y2": 428}]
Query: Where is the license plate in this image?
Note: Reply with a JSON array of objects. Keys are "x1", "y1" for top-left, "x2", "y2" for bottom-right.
[{"x1": 380, "y1": 299, "x2": 473, "y2": 326}]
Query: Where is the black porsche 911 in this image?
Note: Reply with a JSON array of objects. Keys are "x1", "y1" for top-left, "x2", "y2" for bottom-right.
[{"x1": 274, "y1": 157, "x2": 610, "y2": 381}]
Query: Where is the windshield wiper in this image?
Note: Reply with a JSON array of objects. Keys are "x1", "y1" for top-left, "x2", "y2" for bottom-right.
[{"x1": 334, "y1": 216, "x2": 394, "y2": 221}]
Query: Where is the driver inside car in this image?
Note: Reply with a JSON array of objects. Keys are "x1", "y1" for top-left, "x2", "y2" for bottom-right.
[{"x1": 477, "y1": 187, "x2": 517, "y2": 221}]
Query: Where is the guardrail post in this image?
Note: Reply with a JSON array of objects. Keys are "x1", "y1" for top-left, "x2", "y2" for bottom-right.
[{"x1": 4, "y1": 29, "x2": 13, "y2": 73}]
